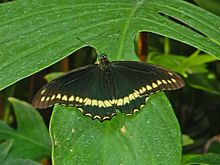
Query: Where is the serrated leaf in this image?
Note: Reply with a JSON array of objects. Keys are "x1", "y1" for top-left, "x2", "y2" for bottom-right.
[
  {"x1": 0, "y1": 98, "x2": 51, "y2": 160},
  {"x1": 50, "y1": 92, "x2": 181, "y2": 165},
  {"x1": 1, "y1": 0, "x2": 220, "y2": 90}
]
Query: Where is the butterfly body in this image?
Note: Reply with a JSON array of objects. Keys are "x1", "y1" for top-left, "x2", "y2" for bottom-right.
[{"x1": 32, "y1": 54, "x2": 184, "y2": 121}]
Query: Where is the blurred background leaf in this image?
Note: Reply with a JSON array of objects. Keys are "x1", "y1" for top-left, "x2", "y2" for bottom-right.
[
  {"x1": 0, "y1": 140, "x2": 41, "y2": 165},
  {"x1": 0, "y1": 98, "x2": 51, "y2": 160},
  {"x1": 182, "y1": 153, "x2": 220, "y2": 165}
]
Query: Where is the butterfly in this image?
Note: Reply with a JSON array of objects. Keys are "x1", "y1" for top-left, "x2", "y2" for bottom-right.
[{"x1": 32, "y1": 54, "x2": 185, "y2": 121}]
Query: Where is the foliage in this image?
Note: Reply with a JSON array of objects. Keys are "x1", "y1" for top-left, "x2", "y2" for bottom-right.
[
  {"x1": 0, "y1": 98, "x2": 51, "y2": 164},
  {"x1": 0, "y1": 0, "x2": 220, "y2": 165}
]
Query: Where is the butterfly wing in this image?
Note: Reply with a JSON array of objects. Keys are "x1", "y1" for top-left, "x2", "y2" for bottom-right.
[
  {"x1": 110, "y1": 61, "x2": 184, "y2": 114},
  {"x1": 32, "y1": 64, "x2": 116, "y2": 120},
  {"x1": 33, "y1": 60, "x2": 184, "y2": 121}
]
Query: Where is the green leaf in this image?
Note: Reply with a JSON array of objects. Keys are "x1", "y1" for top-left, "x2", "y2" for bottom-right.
[
  {"x1": 0, "y1": 98, "x2": 51, "y2": 160},
  {"x1": 149, "y1": 52, "x2": 217, "y2": 77},
  {"x1": 0, "y1": 140, "x2": 41, "y2": 165},
  {"x1": 0, "y1": 140, "x2": 13, "y2": 162},
  {"x1": 182, "y1": 153, "x2": 220, "y2": 165},
  {"x1": 44, "y1": 72, "x2": 64, "y2": 82},
  {"x1": 194, "y1": 0, "x2": 220, "y2": 16},
  {"x1": 1, "y1": 0, "x2": 220, "y2": 90},
  {"x1": 4, "y1": 159, "x2": 42, "y2": 165},
  {"x1": 182, "y1": 134, "x2": 194, "y2": 146},
  {"x1": 187, "y1": 73, "x2": 220, "y2": 95},
  {"x1": 50, "y1": 92, "x2": 181, "y2": 165}
]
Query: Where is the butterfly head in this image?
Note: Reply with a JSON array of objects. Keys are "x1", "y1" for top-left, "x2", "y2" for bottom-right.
[
  {"x1": 98, "y1": 54, "x2": 108, "y2": 62},
  {"x1": 97, "y1": 54, "x2": 110, "y2": 71}
]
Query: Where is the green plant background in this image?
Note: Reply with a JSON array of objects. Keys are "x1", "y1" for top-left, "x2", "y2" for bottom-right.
[{"x1": 0, "y1": 0, "x2": 220, "y2": 165}]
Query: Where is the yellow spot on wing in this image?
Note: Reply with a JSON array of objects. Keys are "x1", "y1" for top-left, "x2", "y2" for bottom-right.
[
  {"x1": 157, "y1": 80, "x2": 162, "y2": 85},
  {"x1": 78, "y1": 108, "x2": 83, "y2": 113},
  {"x1": 41, "y1": 96, "x2": 45, "y2": 102},
  {"x1": 41, "y1": 89, "x2": 46, "y2": 95},
  {"x1": 133, "y1": 109, "x2": 139, "y2": 113},
  {"x1": 139, "y1": 87, "x2": 146, "y2": 94},
  {"x1": 146, "y1": 85, "x2": 152, "y2": 90},
  {"x1": 104, "y1": 100, "x2": 112, "y2": 107},
  {"x1": 46, "y1": 96, "x2": 50, "y2": 101},
  {"x1": 85, "y1": 98, "x2": 92, "y2": 105},
  {"x1": 79, "y1": 98, "x2": 83, "y2": 103},
  {"x1": 92, "y1": 99, "x2": 98, "y2": 106},
  {"x1": 98, "y1": 100, "x2": 105, "y2": 108},
  {"x1": 162, "y1": 80, "x2": 167, "y2": 84},
  {"x1": 133, "y1": 91, "x2": 140, "y2": 98},
  {"x1": 103, "y1": 116, "x2": 110, "y2": 120},
  {"x1": 51, "y1": 95, "x2": 56, "y2": 100},
  {"x1": 168, "y1": 72, "x2": 173, "y2": 76},
  {"x1": 85, "y1": 113, "x2": 92, "y2": 117},
  {"x1": 69, "y1": 96, "x2": 74, "y2": 102},
  {"x1": 56, "y1": 93, "x2": 61, "y2": 99},
  {"x1": 129, "y1": 94, "x2": 135, "y2": 101},
  {"x1": 117, "y1": 98, "x2": 123, "y2": 106},
  {"x1": 167, "y1": 80, "x2": 172, "y2": 83},
  {"x1": 141, "y1": 87, "x2": 146, "y2": 93},
  {"x1": 171, "y1": 78, "x2": 176, "y2": 83},
  {"x1": 94, "y1": 115, "x2": 101, "y2": 119},
  {"x1": 62, "y1": 95, "x2": 68, "y2": 101},
  {"x1": 123, "y1": 96, "x2": 130, "y2": 104},
  {"x1": 152, "y1": 82, "x2": 158, "y2": 88},
  {"x1": 75, "y1": 96, "x2": 79, "y2": 102}
]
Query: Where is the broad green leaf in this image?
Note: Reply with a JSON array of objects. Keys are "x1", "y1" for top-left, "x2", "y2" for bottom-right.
[
  {"x1": 0, "y1": 140, "x2": 41, "y2": 165},
  {"x1": 50, "y1": 92, "x2": 181, "y2": 165},
  {"x1": 0, "y1": 98, "x2": 51, "y2": 160},
  {"x1": 182, "y1": 153, "x2": 220, "y2": 165},
  {"x1": 1, "y1": 0, "x2": 220, "y2": 90}
]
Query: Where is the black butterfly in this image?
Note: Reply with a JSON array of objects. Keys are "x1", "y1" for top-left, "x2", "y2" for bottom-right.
[{"x1": 32, "y1": 54, "x2": 184, "y2": 121}]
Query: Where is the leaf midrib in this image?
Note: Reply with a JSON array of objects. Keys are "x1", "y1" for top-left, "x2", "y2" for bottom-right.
[{"x1": 117, "y1": 0, "x2": 146, "y2": 58}]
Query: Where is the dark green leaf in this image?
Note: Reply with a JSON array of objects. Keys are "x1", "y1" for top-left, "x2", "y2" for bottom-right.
[
  {"x1": 0, "y1": 98, "x2": 51, "y2": 160},
  {"x1": 0, "y1": 140, "x2": 13, "y2": 162},
  {"x1": 0, "y1": 140, "x2": 41, "y2": 165},
  {"x1": 187, "y1": 73, "x2": 220, "y2": 95},
  {"x1": 182, "y1": 153, "x2": 220, "y2": 165},
  {"x1": 149, "y1": 52, "x2": 217, "y2": 77},
  {"x1": 50, "y1": 92, "x2": 181, "y2": 165},
  {"x1": 1, "y1": 0, "x2": 220, "y2": 90},
  {"x1": 194, "y1": 0, "x2": 220, "y2": 16}
]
